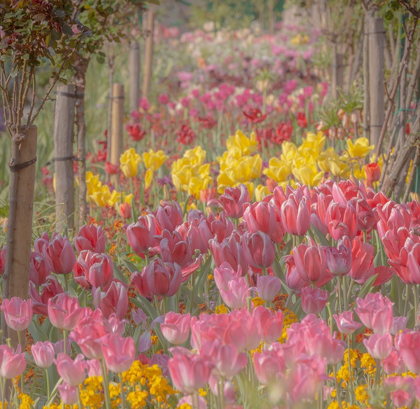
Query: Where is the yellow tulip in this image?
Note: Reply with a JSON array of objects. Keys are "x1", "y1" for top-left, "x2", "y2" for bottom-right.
[
  {"x1": 120, "y1": 148, "x2": 141, "y2": 178},
  {"x1": 353, "y1": 164, "x2": 366, "y2": 180},
  {"x1": 107, "y1": 191, "x2": 133, "y2": 207},
  {"x1": 86, "y1": 172, "x2": 102, "y2": 196},
  {"x1": 329, "y1": 158, "x2": 351, "y2": 178},
  {"x1": 240, "y1": 181, "x2": 255, "y2": 200},
  {"x1": 226, "y1": 130, "x2": 258, "y2": 156},
  {"x1": 143, "y1": 149, "x2": 168, "y2": 171},
  {"x1": 234, "y1": 155, "x2": 262, "y2": 183},
  {"x1": 263, "y1": 157, "x2": 291, "y2": 182},
  {"x1": 183, "y1": 146, "x2": 207, "y2": 166},
  {"x1": 255, "y1": 184, "x2": 270, "y2": 202},
  {"x1": 346, "y1": 137, "x2": 374, "y2": 158},
  {"x1": 317, "y1": 148, "x2": 339, "y2": 173},
  {"x1": 293, "y1": 165, "x2": 323, "y2": 188},
  {"x1": 187, "y1": 176, "x2": 211, "y2": 199},
  {"x1": 145, "y1": 169, "x2": 154, "y2": 190},
  {"x1": 90, "y1": 185, "x2": 112, "y2": 207}
]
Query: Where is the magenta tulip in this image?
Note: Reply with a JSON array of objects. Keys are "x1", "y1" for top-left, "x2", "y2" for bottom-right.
[
  {"x1": 154, "y1": 201, "x2": 183, "y2": 232},
  {"x1": 326, "y1": 240, "x2": 352, "y2": 276},
  {"x1": 29, "y1": 252, "x2": 49, "y2": 286},
  {"x1": 214, "y1": 184, "x2": 249, "y2": 219}
]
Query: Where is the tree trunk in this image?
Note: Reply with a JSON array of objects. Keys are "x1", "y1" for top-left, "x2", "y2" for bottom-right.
[
  {"x1": 106, "y1": 54, "x2": 115, "y2": 183},
  {"x1": 111, "y1": 83, "x2": 124, "y2": 185},
  {"x1": 53, "y1": 84, "x2": 75, "y2": 233},
  {"x1": 331, "y1": 44, "x2": 344, "y2": 99},
  {"x1": 129, "y1": 41, "x2": 140, "y2": 113},
  {"x1": 142, "y1": 6, "x2": 155, "y2": 99},
  {"x1": 2, "y1": 126, "x2": 37, "y2": 347},
  {"x1": 73, "y1": 56, "x2": 90, "y2": 229},
  {"x1": 363, "y1": 14, "x2": 370, "y2": 141}
]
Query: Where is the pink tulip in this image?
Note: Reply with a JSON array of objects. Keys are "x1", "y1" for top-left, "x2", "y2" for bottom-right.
[
  {"x1": 407, "y1": 243, "x2": 420, "y2": 284},
  {"x1": 244, "y1": 201, "x2": 284, "y2": 243},
  {"x1": 74, "y1": 224, "x2": 106, "y2": 254},
  {"x1": 219, "y1": 276, "x2": 250, "y2": 309},
  {"x1": 326, "y1": 201, "x2": 358, "y2": 240},
  {"x1": 326, "y1": 240, "x2": 352, "y2": 276},
  {"x1": 391, "y1": 317, "x2": 407, "y2": 335},
  {"x1": 253, "y1": 306, "x2": 284, "y2": 344},
  {"x1": 280, "y1": 194, "x2": 311, "y2": 236},
  {"x1": 0, "y1": 345, "x2": 26, "y2": 379},
  {"x1": 144, "y1": 259, "x2": 182, "y2": 297},
  {"x1": 178, "y1": 395, "x2": 207, "y2": 409},
  {"x1": 209, "y1": 232, "x2": 248, "y2": 273},
  {"x1": 355, "y1": 293, "x2": 393, "y2": 335},
  {"x1": 364, "y1": 333, "x2": 393, "y2": 360},
  {"x1": 333, "y1": 311, "x2": 362, "y2": 335},
  {"x1": 101, "y1": 333, "x2": 135, "y2": 373},
  {"x1": 241, "y1": 231, "x2": 275, "y2": 269},
  {"x1": 353, "y1": 198, "x2": 375, "y2": 231},
  {"x1": 348, "y1": 237, "x2": 375, "y2": 284},
  {"x1": 256, "y1": 275, "x2": 281, "y2": 303},
  {"x1": 55, "y1": 353, "x2": 86, "y2": 386},
  {"x1": 253, "y1": 347, "x2": 286, "y2": 384},
  {"x1": 70, "y1": 309, "x2": 109, "y2": 359},
  {"x1": 203, "y1": 341, "x2": 247, "y2": 379},
  {"x1": 214, "y1": 184, "x2": 249, "y2": 219},
  {"x1": 284, "y1": 255, "x2": 308, "y2": 293},
  {"x1": 154, "y1": 201, "x2": 183, "y2": 232},
  {"x1": 168, "y1": 353, "x2": 212, "y2": 395},
  {"x1": 398, "y1": 330, "x2": 420, "y2": 373},
  {"x1": 1, "y1": 297, "x2": 33, "y2": 332},
  {"x1": 385, "y1": 376, "x2": 415, "y2": 408},
  {"x1": 201, "y1": 212, "x2": 234, "y2": 244},
  {"x1": 31, "y1": 341, "x2": 55, "y2": 368},
  {"x1": 293, "y1": 242, "x2": 327, "y2": 284},
  {"x1": 126, "y1": 215, "x2": 161, "y2": 258},
  {"x1": 214, "y1": 263, "x2": 242, "y2": 292},
  {"x1": 382, "y1": 349, "x2": 405, "y2": 375},
  {"x1": 58, "y1": 382, "x2": 78, "y2": 405},
  {"x1": 306, "y1": 331, "x2": 345, "y2": 365},
  {"x1": 177, "y1": 220, "x2": 209, "y2": 254},
  {"x1": 42, "y1": 233, "x2": 76, "y2": 274},
  {"x1": 86, "y1": 359, "x2": 103, "y2": 377},
  {"x1": 33, "y1": 232, "x2": 49, "y2": 254},
  {"x1": 161, "y1": 312, "x2": 191, "y2": 345},
  {"x1": 93, "y1": 281, "x2": 128, "y2": 319},
  {"x1": 29, "y1": 252, "x2": 49, "y2": 286},
  {"x1": 48, "y1": 293, "x2": 86, "y2": 331},
  {"x1": 73, "y1": 250, "x2": 114, "y2": 290},
  {"x1": 301, "y1": 287, "x2": 328, "y2": 314},
  {"x1": 130, "y1": 270, "x2": 152, "y2": 299}
]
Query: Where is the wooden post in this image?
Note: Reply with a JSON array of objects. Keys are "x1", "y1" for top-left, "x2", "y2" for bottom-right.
[
  {"x1": 332, "y1": 44, "x2": 344, "y2": 99},
  {"x1": 129, "y1": 41, "x2": 140, "y2": 113},
  {"x1": 110, "y1": 83, "x2": 124, "y2": 183},
  {"x1": 363, "y1": 14, "x2": 371, "y2": 141},
  {"x1": 142, "y1": 6, "x2": 155, "y2": 99},
  {"x1": 2, "y1": 126, "x2": 37, "y2": 347},
  {"x1": 53, "y1": 84, "x2": 75, "y2": 233},
  {"x1": 368, "y1": 17, "x2": 385, "y2": 148}
]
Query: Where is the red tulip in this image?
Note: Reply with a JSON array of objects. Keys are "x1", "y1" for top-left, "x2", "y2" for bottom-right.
[
  {"x1": 42, "y1": 233, "x2": 76, "y2": 274},
  {"x1": 126, "y1": 123, "x2": 146, "y2": 142},
  {"x1": 74, "y1": 224, "x2": 106, "y2": 254},
  {"x1": 366, "y1": 163, "x2": 381, "y2": 183},
  {"x1": 73, "y1": 250, "x2": 114, "y2": 290},
  {"x1": 144, "y1": 259, "x2": 182, "y2": 297},
  {"x1": 241, "y1": 231, "x2": 275, "y2": 269},
  {"x1": 93, "y1": 281, "x2": 128, "y2": 320},
  {"x1": 48, "y1": 293, "x2": 86, "y2": 331},
  {"x1": 104, "y1": 161, "x2": 119, "y2": 175},
  {"x1": 126, "y1": 215, "x2": 161, "y2": 258},
  {"x1": 1, "y1": 297, "x2": 33, "y2": 332},
  {"x1": 244, "y1": 201, "x2": 284, "y2": 243}
]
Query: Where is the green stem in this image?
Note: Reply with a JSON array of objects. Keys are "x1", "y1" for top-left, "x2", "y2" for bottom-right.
[
  {"x1": 63, "y1": 330, "x2": 67, "y2": 356},
  {"x1": 162, "y1": 297, "x2": 168, "y2": 316},
  {"x1": 404, "y1": 284, "x2": 410, "y2": 317},
  {"x1": 64, "y1": 274, "x2": 69, "y2": 293},
  {"x1": 45, "y1": 369, "x2": 50, "y2": 399},
  {"x1": 189, "y1": 273, "x2": 196, "y2": 315},
  {"x1": 342, "y1": 276, "x2": 348, "y2": 311},
  {"x1": 347, "y1": 337, "x2": 353, "y2": 405},
  {"x1": 78, "y1": 386, "x2": 82, "y2": 409},
  {"x1": 17, "y1": 331, "x2": 24, "y2": 393},
  {"x1": 119, "y1": 373, "x2": 126, "y2": 409},
  {"x1": 414, "y1": 285, "x2": 419, "y2": 326},
  {"x1": 1, "y1": 377, "x2": 5, "y2": 409},
  {"x1": 100, "y1": 359, "x2": 112, "y2": 409},
  {"x1": 337, "y1": 277, "x2": 342, "y2": 314},
  {"x1": 284, "y1": 291, "x2": 294, "y2": 310}
]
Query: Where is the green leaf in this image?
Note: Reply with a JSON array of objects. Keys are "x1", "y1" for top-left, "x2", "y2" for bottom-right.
[
  {"x1": 123, "y1": 259, "x2": 140, "y2": 273},
  {"x1": 131, "y1": 296, "x2": 158, "y2": 320},
  {"x1": 357, "y1": 274, "x2": 378, "y2": 301},
  {"x1": 28, "y1": 320, "x2": 48, "y2": 342},
  {"x1": 310, "y1": 226, "x2": 331, "y2": 247},
  {"x1": 113, "y1": 262, "x2": 129, "y2": 285}
]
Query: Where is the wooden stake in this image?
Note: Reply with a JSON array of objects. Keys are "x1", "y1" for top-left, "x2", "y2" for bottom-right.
[
  {"x1": 368, "y1": 17, "x2": 385, "y2": 147},
  {"x1": 111, "y1": 83, "x2": 124, "y2": 183},
  {"x1": 129, "y1": 41, "x2": 140, "y2": 113},
  {"x1": 53, "y1": 84, "x2": 75, "y2": 233},
  {"x1": 142, "y1": 6, "x2": 155, "y2": 99},
  {"x1": 2, "y1": 126, "x2": 37, "y2": 347}
]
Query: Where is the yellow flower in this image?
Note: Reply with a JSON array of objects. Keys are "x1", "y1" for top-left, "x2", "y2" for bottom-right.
[
  {"x1": 86, "y1": 171, "x2": 102, "y2": 196},
  {"x1": 107, "y1": 191, "x2": 133, "y2": 207},
  {"x1": 292, "y1": 165, "x2": 323, "y2": 188},
  {"x1": 90, "y1": 185, "x2": 112, "y2": 207},
  {"x1": 120, "y1": 148, "x2": 141, "y2": 178},
  {"x1": 346, "y1": 137, "x2": 374, "y2": 158},
  {"x1": 355, "y1": 384, "x2": 369, "y2": 405},
  {"x1": 255, "y1": 184, "x2": 270, "y2": 202},
  {"x1": 226, "y1": 130, "x2": 258, "y2": 156},
  {"x1": 299, "y1": 131, "x2": 326, "y2": 159},
  {"x1": 329, "y1": 158, "x2": 351, "y2": 178},
  {"x1": 0, "y1": 217, "x2": 8, "y2": 234},
  {"x1": 215, "y1": 304, "x2": 228, "y2": 314},
  {"x1": 143, "y1": 149, "x2": 168, "y2": 171},
  {"x1": 252, "y1": 296, "x2": 265, "y2": 307},
  {"x1": 183, "y1": 146, "x2": 207, "y2": 167},
  {"x1": 360, "y1": 352, "x2": 376, "y2": 377},
  {"x1": 263, "y1": 157, "x2": 291, "y2": 182}
]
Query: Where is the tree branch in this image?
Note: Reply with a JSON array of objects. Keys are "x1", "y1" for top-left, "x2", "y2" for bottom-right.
[{"x1": 398, "y1": 0, "x2": 420, "y2": 18}]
